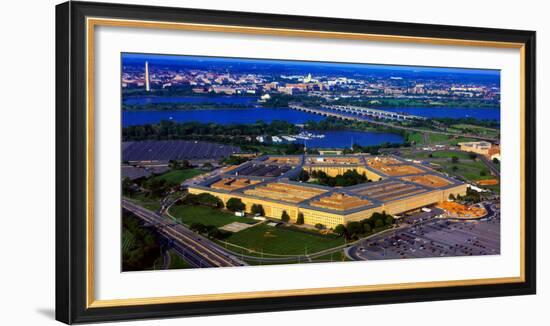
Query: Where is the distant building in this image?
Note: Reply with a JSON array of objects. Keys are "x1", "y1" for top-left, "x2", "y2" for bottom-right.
[
  {"x1": 211, "y1": 86, "x2": 237, "y2": 95},
  {"x1": 318, "y1": 150, "x2": 343, "y2": 155},
  {"x1": 458, "y1": 141, "x2": 500, "y2": 159}
]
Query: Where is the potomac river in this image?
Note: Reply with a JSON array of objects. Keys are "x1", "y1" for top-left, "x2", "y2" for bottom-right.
[{"x1": 122, "y1": 96, "x2": 500, "y2": 148}]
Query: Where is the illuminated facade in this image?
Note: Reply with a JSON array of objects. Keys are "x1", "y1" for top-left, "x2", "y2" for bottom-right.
[{"x1": 188, "y1": 154, "x2": 467, "y2": 228}]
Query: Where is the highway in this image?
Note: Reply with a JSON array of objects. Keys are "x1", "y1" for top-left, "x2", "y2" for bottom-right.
[
  {"x1": 479, "y1": 155, "x2": 501, "y2": 177},
  {"x1": 122, "y1": 199, "x2": 247, "y2": 268}
]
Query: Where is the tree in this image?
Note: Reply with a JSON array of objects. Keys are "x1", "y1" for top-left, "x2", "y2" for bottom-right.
[
  {"x1": 208, "y1": 228, "x2": 232, "y2": 240},
  {"x1": 469, "y1": 153, "x2": 478, "y2": 160},
  {"x1": 145, "y1": 178, "x2": 174, "y2": 197},
  {"x1": 374, "y1": 219, "x2": 384, "y2": 228},
  {"x1": 189, "y1": 222, "x2": 207, "y2": 233},
  {"x1": 226, "y1": 197, "x2": 245, "y2": 212},
  {"x1": 180, "y1": 160, "x2": 192, "y2": 169},
  {"x1": 183, "y1": 193, "x2": 223, "y2": 208},
  {"x1": 281, "y1": 210, "x2": 290, "y2": 222},
  {"x1": 297, "y1": 169, "x2": 310, "y2": 182},
  {"x1": 452, "y1": 165, "x2": 458, "y2": 171},
  {"x1": 310, "y1": 169, "x2": 368, "y2": 187},
  {"x1": 347, "y1": 221, "x2": 363, "y2": 238},
  {"x1": 296, "y1": 212, "x2": 304, "y2": 225},
  {"x1": 480, "y1": 170, "x2": 488, "y2": 176},
  {"x1": 169, "y1": 159, "x2": 191, "y2": 170},
  {"x1": 448, "y1": 193, "x2": 456, "y2": 201},
  {"x1": 385, "y1": 215, "x2": 395, "y2": 226},
  {"x1": 169, "y1": 160, "x2": 181, "y2": 170},
  {"x1": 334, "y1": 224, "x2": 347, "y2": 237},
  {"x1": 362, "y1": 223, "x2": 372, "y2": 233},
  {"x1": 122, "y1": 177, "x2": 136, "y2": 196},
  {"x1": 451, "y1": 156, "x2": 459, "y2": 164},
  {"x1": 251, "y1": 204, "x2": 265, "y2": 216},
  {"x1": 492, "y1": 157, "x2": 500, "y2": 164},
  {"x1": 314, "y1": 223, "x2": 326, "y2": 230},
  {"x1": 223, "y1": 155, "x2": 248, "y2": 165}
]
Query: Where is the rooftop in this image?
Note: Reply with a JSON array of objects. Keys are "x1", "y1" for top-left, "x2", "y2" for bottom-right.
[
  {"x1": 400, "y1": 174, "x2": 452, "y2": 188},
  {"x1": 192, "y1": 154, "x2": 464, "y2": 214},
  {"x1": 244, "y1": 182, "x2": 327, "y2": 204},
  {"x1": 263, "y1": 156, "x2": 302, "y2": 165},
  {"x1": 309, "y1": 193, "x2": 372, "y2": 211},
  {"x1": 210, "y1": 178, "x2": 261, "y2": 191}
]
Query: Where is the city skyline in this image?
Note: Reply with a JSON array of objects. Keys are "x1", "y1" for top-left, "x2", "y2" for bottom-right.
[{"x1": 122, "y1": 52, "x2": 500, "y2": 76}]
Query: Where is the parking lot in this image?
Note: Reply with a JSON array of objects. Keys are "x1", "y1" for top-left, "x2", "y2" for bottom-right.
[{"x1": 348, "y1": 206, "x2": 500, "y2": 260}]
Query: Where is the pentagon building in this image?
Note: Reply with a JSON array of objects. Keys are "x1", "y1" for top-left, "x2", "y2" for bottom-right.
[{"x1": 188, "y1": 155, "x2": 467, "y2": 228}]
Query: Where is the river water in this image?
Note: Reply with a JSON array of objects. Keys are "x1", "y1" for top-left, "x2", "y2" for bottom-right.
[{"x1": 122, "y1": 96, "x2": 500, "y2": 148}]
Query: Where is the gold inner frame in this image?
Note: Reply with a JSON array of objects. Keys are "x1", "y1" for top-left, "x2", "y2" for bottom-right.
[{"x1": 85, "y1": 17, "x2": 527, "y2": 309}]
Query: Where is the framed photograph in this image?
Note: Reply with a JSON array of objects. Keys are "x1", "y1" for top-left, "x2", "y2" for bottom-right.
[{"x1": 56, "y1": 1, "x2": 536, "y2": 324}]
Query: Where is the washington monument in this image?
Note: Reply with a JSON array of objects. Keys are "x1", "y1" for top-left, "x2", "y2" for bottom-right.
[{"x1": 145, "y1": 61, "x2": 150, "y2": 92}]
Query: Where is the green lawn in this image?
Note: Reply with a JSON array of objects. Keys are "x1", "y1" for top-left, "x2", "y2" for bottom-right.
[
  {"x1": 407, "y1": 131, "x2": 481, "y2": 146},
  {"x1": 169, "y1": 205, "x2": 256, "y2": 227},
  {"x1": 430, "y1": 150, "x2": 471, "y2": 159},
  {"x1": 450, "y1": 124, "x2": 500, "y2": 138},
  {"x1": 407, "y1": 132, "x2": 449, "y2": 145},
  {"x1": 224, "y1": 224, "x2": 344, "y2": 256},
  {"x1": 437, "y1": 160, "x2": 494, "y2": 181},
  {"x1": 427, "y1": 133, "x2": 451, "y2": 143},
  {"x1": 149, "y1": 169, "x2": 203, "y2": 184},
  {"x1": 407, "y1": 132, "x2": 425, "y2": 144}
]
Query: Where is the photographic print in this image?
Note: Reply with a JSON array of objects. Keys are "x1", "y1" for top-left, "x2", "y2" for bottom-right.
[
  {"x1": 120, "y1": 53, "x2": 501, "y2": 271},
  {"x1": 56, "y1": 3, "x2": 535, "y2": 322}
]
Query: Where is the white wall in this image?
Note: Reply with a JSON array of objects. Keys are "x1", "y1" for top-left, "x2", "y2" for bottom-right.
[{"x1": 0, "y1": 0, "x2": 546, "y2": 325}]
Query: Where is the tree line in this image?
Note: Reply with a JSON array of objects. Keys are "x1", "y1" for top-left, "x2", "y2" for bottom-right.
[
  {"x1": 334, "y1": 212, "x2": 395, "y2": 240},
  {"x1": 308, "y1": 169, "x2": 371, "y2": 187}
]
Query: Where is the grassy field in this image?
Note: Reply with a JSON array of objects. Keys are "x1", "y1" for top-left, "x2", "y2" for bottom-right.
[
  {"x1": 223, "y1": 223, "x2": 344, "y2": 256},
  {"x1": 407, "y1": 132, "x2": 424, "y2": 144},
  {"x1": 149, "y1": 169, "x2": 203, "y2": 184},
  {"x1": 436, "y1": 160, "x2": 493, "y2": 181},
  {"x1": 169, "y1": 205, "x2": 256, "y2": 227},
  {"x1": 399, "y1": 149, "x2": 497, "y2": 182},
  {"x1": 427, "y1": 133, "x2": 451, "y2": 143},
  {"x1": 449, "y1": 124, "x2": 499, "y2": 138},
  {"x1": 407, "y1": 132, "x2": 477, "y2": 146}
]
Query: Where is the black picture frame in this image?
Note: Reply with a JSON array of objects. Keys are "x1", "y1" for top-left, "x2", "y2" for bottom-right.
[{"x1": 56, "y1": 1, "x2": 536, "y2": 324}]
